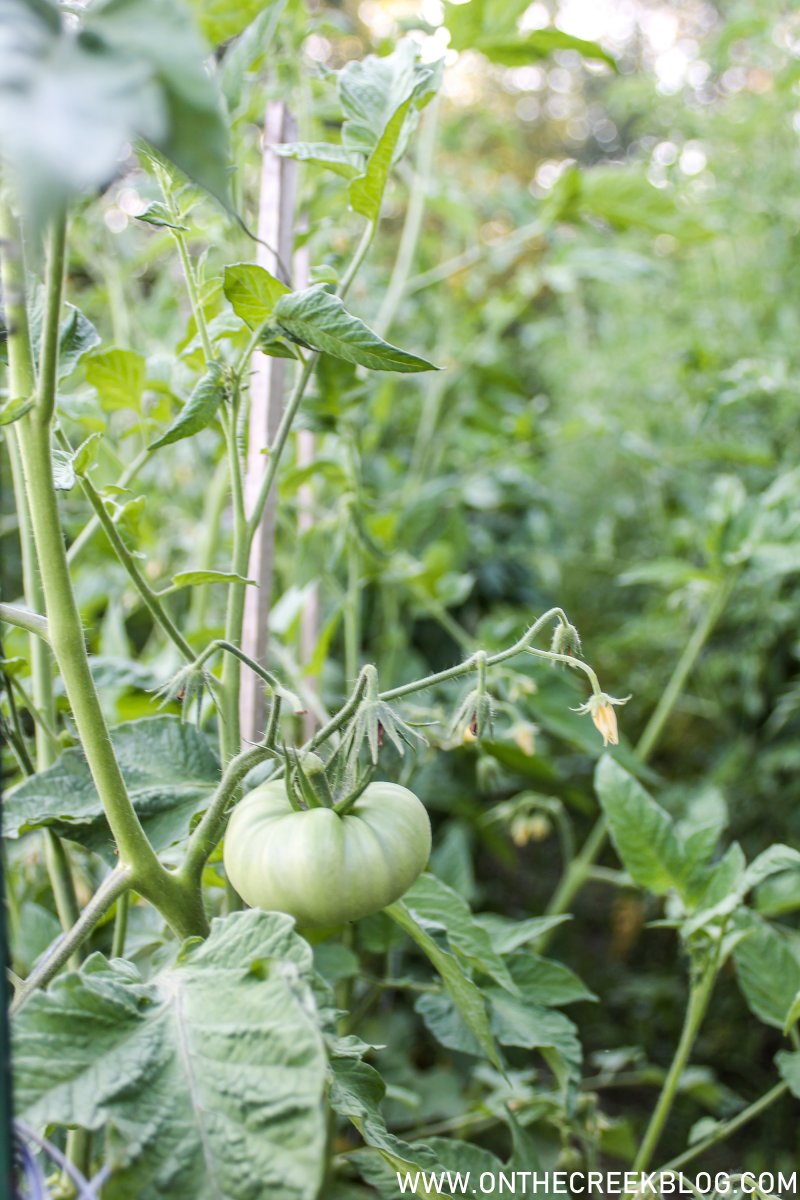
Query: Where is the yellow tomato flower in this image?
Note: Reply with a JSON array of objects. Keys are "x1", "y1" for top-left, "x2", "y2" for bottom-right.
[{"x1": 573, "y1": 692, "x2": 631, "y2": 747}]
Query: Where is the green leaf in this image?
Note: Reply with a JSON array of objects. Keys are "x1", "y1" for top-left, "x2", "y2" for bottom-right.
[
  {"x1": 505, "y1": 951, "x2": 597, "y2": 1007},
  {"x1": 547, "y1": 165, "x2": 712, "y2": 242},
  {"x1": 187, "y1": 0, "x2": 275, "y2": 46},
  {"x1": 0, "y1": 395, "x2": 34, "y2": 426},
  {"x1": 337, "y1": 39, "x2": 441, "y2": 157},
  {"x1": 386, "y1": 900, "x2": 502, "y2": 1069},
  {"x1": 273, "y1": 142, "x2": 363, "y2": 179},
  {"x1": 273, "y1": 287, "x2": 437, "y2": 373},
  {"x1": 3, "y1": 715, "x2": 220, "y2": 864},
  {"x1": 474, "y1": 31, "x2": 617, "y2": 70},
  {"x1": 169, "y1": 570, "x2": 257, "y2": 590},
  {"x1": 733, "y1": 914, "x2": 800, "y2": 1030},
  {"x1": 85, "y1": 0, "x2": 231, "y2": 207},
  {"x1": 86, "y1": 348, "x2": 146, "y2": 413},
  {"x1": 403, "y1": 873, "x2": 516, "y2": 993},
  {"x1": 135, "y1": 201, "x2": 188, "y2": 231},
  {"x1": 776, "y1": 1050, "x2": 800, "y2": 1099},
  {"x1": 350, "y1": 98, "x2": 411, "y2": 222},
  {"x1": 330, "y1": 1058, "x2": 437, "y2": 1173},
  {"x1": 72, "y1": 432, "x2": 103, "y2": 477},
  {"x1": 223, "y1": 262, "x2": 291, "y2": 327},
  {"x1": 13, "y1": 910, "x2": 328, "y2": 1199},
  {"x1": 56, "y1": 304, "x2": 101, "y2": 377},
  {"x1": 473, "y1": 912, "x2": 571, "y2": 953},
  {"x1": 595, "y1": 756, "x2": 695, "y2": 900},
  {"x1": 487, "y1": 989, "x2": 582, "y2": 1080},
  {"x1": 149, "y1": 361, "x2": 227, "y2": 449},
  {"x1": 444, "y1": 0, "x2": 531, "y2": 49},
  {"x1": 784, "y1": 992, "x2": 800, "y2": 1036},
  {"x1": 0, "y1": 0, "x2": 231, "y2": 220}
]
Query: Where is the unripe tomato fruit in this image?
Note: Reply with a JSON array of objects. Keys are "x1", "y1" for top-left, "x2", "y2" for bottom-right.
[{"x1": 223, "y1": 780, "x2": 431, "y2": 927}]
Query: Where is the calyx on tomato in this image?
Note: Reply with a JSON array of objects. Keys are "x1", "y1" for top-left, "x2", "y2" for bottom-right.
[{"x1": 223, "y1": 778, "x2": 431, "y2": 927}]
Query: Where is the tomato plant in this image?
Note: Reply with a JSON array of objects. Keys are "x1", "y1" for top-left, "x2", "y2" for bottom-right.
[{"x1": 2, "y1": 1, "x2": 800, "y2": 1197}]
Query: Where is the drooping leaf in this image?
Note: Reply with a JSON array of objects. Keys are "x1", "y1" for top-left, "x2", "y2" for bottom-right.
[
  {"x1": 86, "y1": 348, "x2": 146, "y2": 413},
  {"x1": 55, "y1": 304, "x2": 102, "y2": 377},
  {"x1": 776, "y1": 1050, "x2": 800, "y2": 1099},
  {"x1": 386, "y1": 900, "x2": 502, "y2": 1069},
  {"x1": 272, "y1": 287, "x2": 437, "y2": 373},
  {"x1": 3, "y1": 715, "x2": 220, "y2": 863},
  {"x1": 330, "y1": 1058, "x2": 438, "y2": 1174},
  {"x1": 13, "y1": 910, "x2": 329, "y2": 1200},
  {"x1": 403, "y1": 873, "x2": 516, "y2": 993},
  {"x1": 135, "y1": 201, "x2": 188, "y2": 231},
  {"x1": 149, "y1": 361, "x2": 227, "y2": 449},
  {"x1": 273, "y1": 141, "x2": 363, "y2": 179},
  {"x1": 349, "y1": 98, "x2": 411, "y2": 222},
  {"x1": 169, "y1": 570, "x2": 257, "y2": 590},
  {"x1": 474, "y1": 31, "x2": 617, "y2": 70},
  {"x1": 223, "y1": 262, "x2": 291, "y2": 327},
  {"x1": 595, "y1": 756, "x2": 697, "y2": 900},
  {"x1": 0, "y1": 395, "x2": 34, "y2": 426},
  {"x1": 733, "y1": 914, "x2": 800, "y2": 1030}
]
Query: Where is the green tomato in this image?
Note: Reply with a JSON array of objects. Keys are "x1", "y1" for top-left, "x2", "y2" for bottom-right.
[{"x1": 223, "y1": 780, "x2": 431, "y2": 927}]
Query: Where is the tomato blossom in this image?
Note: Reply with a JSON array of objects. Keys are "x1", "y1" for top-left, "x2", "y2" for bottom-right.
[{"x1": 573, "y1": 692, "x2": 631, "y2": 746}]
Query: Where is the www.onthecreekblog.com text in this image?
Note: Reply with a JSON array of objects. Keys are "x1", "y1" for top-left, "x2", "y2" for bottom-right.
[{"x1": 394, "y1": 1169, "x2": 800, "y2": 1196}]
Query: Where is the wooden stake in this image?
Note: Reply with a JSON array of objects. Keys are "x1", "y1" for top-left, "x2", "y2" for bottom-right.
[{"x1": 240, "y1": 102, "x2": 298, "y2": 743}]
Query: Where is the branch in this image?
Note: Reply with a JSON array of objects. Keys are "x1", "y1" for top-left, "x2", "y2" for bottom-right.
[
  {"x1": 181, "y1": 742, "x2": 278, "y2": 882},
  {"x1": 0, "y1": 603, "x2": 50, "y2": 645},
  {"x1": 10, "y1": 866, "x2": 132, "y2": 1014}
]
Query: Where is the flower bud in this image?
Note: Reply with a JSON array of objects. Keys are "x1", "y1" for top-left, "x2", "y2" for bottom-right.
[{"x1": 551, "y1": 621, "x2": 582, "y2": 660}]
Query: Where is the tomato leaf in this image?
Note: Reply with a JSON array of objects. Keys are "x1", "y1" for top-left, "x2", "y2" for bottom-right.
[
  {"x1": 349, "y1": 98, "x2": 411, "y2": 222},
  {"x1": 86, "y1": 348, "x2": 146, "y2": 413},
  {"x1": 274, "y1": 141, "x2": 363, "y2": 179},
  {"x1": 386, "y1": 899, "x2": 502, "y2": 1070},
  {"x1": 776, "y1": 1050, "x2": 800, "y2": 1099},
  {"x1": 149, "y1": 361, "x2": 227, "y2": 449},
  {"x1": 169, "y1": 569, "x2": 257, "y2": 590},
  {"x1": 223, "y1": 262, "x2": 291, "y2": 327},
  {"x1": 273, "y1": 286, "x2": 437, "y2": 373},
  {"x1": 13, "y1": 910, "x2": 328, "y2": 1200},
  {"x1": 474, "y1": 31, "x2": 617, "y2": 71},
  {"x1": 403, "y1": 873, "x2": 517, "y2": 993},
  {"x1": 0, "y1": 395, "x2": 34, "y2": 426},
  {"x1": 3, "y1": 716, "x2": 220, "y2": 864},
  {"x1": 733, "y1": 913, "x2": 800, "y2": 1030},
  {"x1": 595, "y1": 755, "x2": 700, "y2": 902}
]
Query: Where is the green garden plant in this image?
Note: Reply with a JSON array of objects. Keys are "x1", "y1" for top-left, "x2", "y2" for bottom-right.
[{"x1": 2, "y1": 1, "x2": 799, "y2": 1197}]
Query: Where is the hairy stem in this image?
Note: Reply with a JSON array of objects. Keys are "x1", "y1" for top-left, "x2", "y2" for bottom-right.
[
  {"x1": 181, "y1": 743, "x2": 277, "y2": 884},
  {"x1": 3, "y1": 206, "x2": 82, "y2": 956},
  {"x1": 66, "y1": 445, "x2": 151, "y2": 565},
  {"x1": 1, "y1": 203, "x2": 200, "y2": 938},
  {"x1": 658, "y1": 1081, "x2": 789, "y2": 1174},
  {"x1": 0, "y1": 603, "x2": 50, "y2": 644},
  {"x1": 631, "y1": 957, "x2": 718, "y2": 1178},
  {"x1": 75, "y1": 467, "x2": 196, "y2": 662},
  {"x1": 220, "y1": 410, "x2": 249, "y2": 763}
]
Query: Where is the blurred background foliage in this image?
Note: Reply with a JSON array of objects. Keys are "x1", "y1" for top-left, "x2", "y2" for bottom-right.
[{"x1": 4, "y1": 0, "x2": 800, "y2": 1177}]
